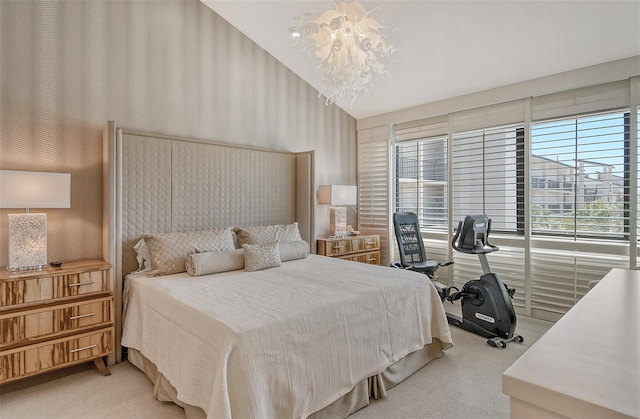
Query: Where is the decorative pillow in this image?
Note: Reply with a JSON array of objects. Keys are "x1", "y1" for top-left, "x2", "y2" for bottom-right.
[
  {"x1": 279, "y1": 240, "x2": 310, "y2": 262},
  {"x1": 185, "y1": 249, "x2": 245, "y2": 276},
  {"x1": 144, "y1": 228, "x2": 235, "y2": 276},
  {"x1": 243, "y1": 242, "x2": 281, "y2": 272},
  {"x1": 235, "y1": 225, "x2": 278, "y2": 246},
  {"x1": 236, "y1": 222, "x2": 302, "y2": 246},
  {"x1": 276, "y1": 222, "x2": 302, "y2": 242},
  {"x1": 133, "y1": 238, "x2": 151, "y2": 272}
]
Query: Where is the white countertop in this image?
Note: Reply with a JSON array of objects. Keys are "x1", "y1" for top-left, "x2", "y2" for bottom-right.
[{"x1": 503, "y1": 268, "x2": 640, "y2": 418}]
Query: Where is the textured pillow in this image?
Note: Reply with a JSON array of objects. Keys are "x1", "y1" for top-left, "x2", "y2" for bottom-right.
[
  {"x1": 144, "y1": 228, "x2": 235, "y2": 276},
  {"x1": 243, "y1": 242, "x2": 281, "y2": 272},
  {"x1": 235, "y1": 225, "x2": 278, "y2": 246},
  {"x1": 185, "y1": 249, "x2": 245, "y2": 276},
  {"x1": 236, "y1": 222, "x2": 302, "y2": 246},
  {"x1": 279, "y1": 240, "x2": 310, "y2": 262},
  {"x1": 277, "y1": 222, "x2": 302, "y2": 242}
]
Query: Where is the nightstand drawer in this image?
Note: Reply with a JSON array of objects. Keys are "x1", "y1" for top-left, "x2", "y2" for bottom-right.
[
  {"x1": 0, "y1": 327, "x2": 113, "y2": 384},
  {"x1": 0, "y1": 262, "x2": 111, "y2": 310},
  {"x1": 0, "y1": 297, "x2": 113, "y2": 349}
]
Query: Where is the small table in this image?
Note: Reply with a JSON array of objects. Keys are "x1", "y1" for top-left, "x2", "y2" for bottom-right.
[{"x1": 502, "y1": 268, "x2": 639, "y2": 418}]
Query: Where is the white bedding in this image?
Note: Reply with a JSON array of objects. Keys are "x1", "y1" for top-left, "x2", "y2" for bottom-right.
[{"x1": 122, "y1": 254, "x2": 453, "y2": 418}]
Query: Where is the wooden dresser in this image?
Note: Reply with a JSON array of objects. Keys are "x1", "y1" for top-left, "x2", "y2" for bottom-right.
[
  {"x1": 503, "y1": 268, "x2": 639, "y2": 418},
  {"x1": 0, "y1": 259, "x2": 114, "y2": 384},
  {"x1": 317, "y1": 234, "x2": 381, "y2": 265}
]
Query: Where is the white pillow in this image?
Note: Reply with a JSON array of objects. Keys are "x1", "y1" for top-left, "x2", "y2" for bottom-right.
[
  {"x1": 133, "y1": 238, "x2": 151, "y2": 272},
  {"x1": 185, "y1": 249, "x2": 245, "y2": 276},
  {"x1": 279, "y1": 240, "x2": 310, "y2": 262},
  {"x1": 243, "y1": 242, "x2": 281, "y2": 272}
]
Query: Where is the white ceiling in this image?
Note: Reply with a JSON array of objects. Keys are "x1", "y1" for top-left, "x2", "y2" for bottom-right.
[{"x1": 202, "y1": 1, "x2": 640, "y2": 120}]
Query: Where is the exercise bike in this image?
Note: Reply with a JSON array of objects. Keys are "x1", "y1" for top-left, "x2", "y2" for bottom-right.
[
  {"x1": 447, "y1": 215, "x2": 524, "y2": 348},
  {"x1": 392, "y1": 212, "x2": 454, "y2": 302}
]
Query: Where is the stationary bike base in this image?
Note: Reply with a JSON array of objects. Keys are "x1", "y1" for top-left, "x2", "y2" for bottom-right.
[
  {"x1": 487, "y1": 334, "x2": 524, "y2": 349},
  {"x1": 445, "y1": 308, "x2": 524, "y2": 349}
]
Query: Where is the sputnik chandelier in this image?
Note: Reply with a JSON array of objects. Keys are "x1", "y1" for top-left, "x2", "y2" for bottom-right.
[{"x1": 290, "y1": 1, "x2": 395, "y2": 106}]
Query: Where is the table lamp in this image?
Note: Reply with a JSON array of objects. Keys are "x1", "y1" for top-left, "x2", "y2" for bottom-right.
[
  {"x1": 0, "y1": 170, "x2": 71, "y2": 271},
  {"x1": 318, "y1": 185, "x2": 357, "y2": 237}
]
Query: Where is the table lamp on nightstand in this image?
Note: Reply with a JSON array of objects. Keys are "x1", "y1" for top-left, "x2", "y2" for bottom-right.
[
  {"x1": 318, "y1": 185, "x2": 357, "y2": 238},
  {"x1": 0, "y1": 170, "x2": 71, "y2": 271}
]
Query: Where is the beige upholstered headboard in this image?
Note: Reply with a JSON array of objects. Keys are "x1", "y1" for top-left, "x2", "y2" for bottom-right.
[{"x1": 103, "y1": 121, "x2": 315, "y2": 362}]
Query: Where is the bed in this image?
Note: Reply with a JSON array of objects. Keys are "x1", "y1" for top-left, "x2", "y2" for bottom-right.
[{"x1": 103, "y1": 122, "x2": 453, "y2": 418}]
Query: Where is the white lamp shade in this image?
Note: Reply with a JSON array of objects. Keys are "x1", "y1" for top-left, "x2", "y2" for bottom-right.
[
  {"x1": 318, "y1": 185, "x2": 357, "y2": 206},
  {"x1": 0, "y1": 170, "x2": 71, "y2": 209}
]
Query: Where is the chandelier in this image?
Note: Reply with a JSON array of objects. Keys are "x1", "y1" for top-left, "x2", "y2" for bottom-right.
[{"x1": 291, "y1": 1, "x2": 395, "y2": 106}]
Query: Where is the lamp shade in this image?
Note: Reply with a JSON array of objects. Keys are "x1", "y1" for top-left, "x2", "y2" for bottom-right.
[
  {"x1": 0, "y1": 170, "x2": 70, "y2": 209},
  {"x1": 318, "y1": 185, "x2": 357, "y2": 206}
]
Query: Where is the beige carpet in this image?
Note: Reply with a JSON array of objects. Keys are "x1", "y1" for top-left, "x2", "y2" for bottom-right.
[{"x1": 0, "y1": 314, "x2": 551, "y2": 419}]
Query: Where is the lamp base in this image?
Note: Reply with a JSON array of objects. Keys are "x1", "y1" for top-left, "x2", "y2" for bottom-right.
[
  {"x1": 329, "y1": 206, "x2": 347, "y2": 238},
  {"x1": 8, "y1": 213, "x2": 47, "y2": 271}
]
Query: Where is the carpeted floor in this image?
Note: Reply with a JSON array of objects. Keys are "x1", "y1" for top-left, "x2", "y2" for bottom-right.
[{"x1": 0, "y1": 313, "x2": 551, "y2": 419}]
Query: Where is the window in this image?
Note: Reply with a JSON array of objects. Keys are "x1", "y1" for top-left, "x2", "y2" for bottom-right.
[
  {"x1": 452, "y1": 125, "x2": 524, "y2": 233},
  {"x1": 532, "y1": 177, "x2": 546, "y2": 189},
  {"x1": 531, "y1": 111, "x2": 631, "y2": 239},
  {"x1": 394, "y1": 136, "x2": 448, "y2": 229}
]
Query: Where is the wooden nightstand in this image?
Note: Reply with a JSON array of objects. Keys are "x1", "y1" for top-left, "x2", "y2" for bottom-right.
[
  {"x1": 317, "y1": 234, "x2": 381, "y2": 265},
  {"x1": 0, "y1": 260, "x2": 114, "y2": 384}
]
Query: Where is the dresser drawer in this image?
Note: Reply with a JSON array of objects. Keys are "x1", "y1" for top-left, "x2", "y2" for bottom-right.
[
  {"x1": 0, "y1": 327, "x2": 113, "y2": 384},
  {"x1": 0, "y1": 297, "x2": 113, "y2": 349},
  {"x1": 351, "y1": 236, "x2": 380, "y2": 253},
  {"x1": 0, "y1": 266, "x2": 111, "y2": 310},
  {"x1": 322, "y1": 238, "x2": 353, "y2": 257},
  {"x1": 338, "y1": 251, "x2": 380, "y2": 265},
  {"x1": 317, "y1": 235, "x2": 381, "y2": 265}
]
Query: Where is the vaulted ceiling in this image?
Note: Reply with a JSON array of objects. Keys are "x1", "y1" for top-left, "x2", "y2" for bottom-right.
[{"x1": 202, "y1": 1, "x2": 640, "y2": 120}]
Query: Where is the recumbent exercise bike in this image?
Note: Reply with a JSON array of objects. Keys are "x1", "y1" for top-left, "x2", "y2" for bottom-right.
[{"x1": 393, "y1": 212, "x2": 523, "y2": 348}]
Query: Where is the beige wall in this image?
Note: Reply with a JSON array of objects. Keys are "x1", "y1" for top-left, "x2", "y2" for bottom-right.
[{"x1": 0, "y1": 0, "x2": 356, "y2": 267}]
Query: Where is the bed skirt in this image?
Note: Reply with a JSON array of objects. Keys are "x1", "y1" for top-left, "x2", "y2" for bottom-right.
[{"x1": 127, "y1": 339, "x2": 445, "y2": 418}]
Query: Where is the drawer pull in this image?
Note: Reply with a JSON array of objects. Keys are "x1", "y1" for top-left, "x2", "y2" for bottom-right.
[
  {"x1": 68, "y1": 281, "x2": 95, "y2": 287},
  {"x1": 70, "y1": 344, "x2": 97, "y2": 353},
  {"x1": 332, "y1": 245, "x2": 346, "y2": 249},
  {"x1": 366, "y1": 258, "x2": 377, "y2": 262},
  {"x1": 70, "y1": 312, "x2": 96, "y2": 320}
]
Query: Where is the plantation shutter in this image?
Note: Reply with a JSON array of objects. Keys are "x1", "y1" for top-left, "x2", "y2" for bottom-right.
[
  {"x1": 393, "y1": 115, "x2": 449, "y2": 229},
  {"x1": 451, "y1": 99, "x2": 526, "y2": 133},
  {"x1": 357, "y1": 125, "x2": 392, "y2": 267},
  {"x1": 530, "y1": 107, "x2": 632, "y2": 320},
  {"x1": 634, "y1": 77, "x2": 640, "y2": 264},
  {"x1": 450, "y1": 100, "x2": 526, "y2": 232},
  {"x1": 394, "y1": 115, "x2": 448, "y2": 141},
  {"x1": 532, "y1": 80, "x2": 630, "y2": 121},
  {"x1": 637, "y1": 105, "x2": 640, "y2": 254},
  {"x1": 530, "y1": 110, "x2": 631, "y2": 239},
  {"x1": 529, "y1": 249, "x2": 629, "y2": 321},
  {"x1": 448, "y1": 100, "x2": 527, "y2": 307}
]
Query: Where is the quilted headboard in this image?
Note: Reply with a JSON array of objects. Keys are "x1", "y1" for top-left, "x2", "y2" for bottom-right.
[{"x1": 103, "y1": 121, "x2": 315, "y2": 361}]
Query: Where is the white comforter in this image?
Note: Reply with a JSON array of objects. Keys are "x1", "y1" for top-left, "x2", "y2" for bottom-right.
[{"x1": 122, "y1": 254, "x2": 453, "y2": 418}]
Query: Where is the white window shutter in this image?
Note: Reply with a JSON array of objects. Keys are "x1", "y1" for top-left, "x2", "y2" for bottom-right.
[
  {"x1": 358, "y1": 125, "x2": 392, "y2": 267},
  {"x1": 532, "y1": 80, "x2": 630, "y2": 121}
]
